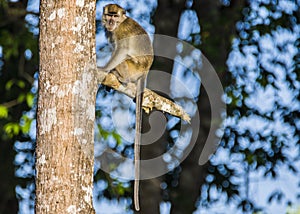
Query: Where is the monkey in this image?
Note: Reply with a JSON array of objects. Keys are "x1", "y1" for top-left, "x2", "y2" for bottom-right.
[{"x1": 99, "y1": 4, "x2": 153, "y2": 211}]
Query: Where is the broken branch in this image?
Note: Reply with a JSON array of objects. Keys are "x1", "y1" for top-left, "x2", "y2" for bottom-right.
[{"x1": 95, "y1": 69, "x2": 191, "y2": 122}]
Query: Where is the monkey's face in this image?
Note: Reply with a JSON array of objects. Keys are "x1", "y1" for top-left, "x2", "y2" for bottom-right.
[
  {"x1": 102, "y1": 4, "x2": 126, "y2": 32},
  {"x1": 102, "y1": 14, "x2": 122, "y2": 31}
]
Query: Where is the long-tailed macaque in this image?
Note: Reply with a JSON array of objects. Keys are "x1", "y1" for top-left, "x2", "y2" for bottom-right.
[{"x1": 99, "y1": 4, "x2": 153, "y2": 211}]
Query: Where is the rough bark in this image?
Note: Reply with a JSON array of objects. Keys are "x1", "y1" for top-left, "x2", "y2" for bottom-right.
[{"x1": 35, "y1": 1, "x2": 97, "y2": 213}]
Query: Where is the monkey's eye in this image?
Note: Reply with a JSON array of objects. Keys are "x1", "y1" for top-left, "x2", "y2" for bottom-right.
[{"x1": 105, "y1": 14, "x2": 120, "y2": 18}]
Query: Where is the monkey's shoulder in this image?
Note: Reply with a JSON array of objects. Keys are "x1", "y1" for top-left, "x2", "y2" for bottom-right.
[{"x1": 117, "y1": 17, "x2": 148, "y2": 38}]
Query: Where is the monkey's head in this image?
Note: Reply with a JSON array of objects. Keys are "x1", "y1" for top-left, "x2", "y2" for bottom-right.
[{"x1": 102, "y1": 4, "x2": 127, "y2": 32}]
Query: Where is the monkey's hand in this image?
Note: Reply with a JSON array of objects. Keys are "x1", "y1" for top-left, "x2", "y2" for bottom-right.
[{"x1": 102, "y1": 73, "x2": 121, "y2": 88}]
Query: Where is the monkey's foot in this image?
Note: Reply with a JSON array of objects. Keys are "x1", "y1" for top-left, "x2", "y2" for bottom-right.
[{"x1": 102, "y1": 73, "x2": 121, "y2": 88}]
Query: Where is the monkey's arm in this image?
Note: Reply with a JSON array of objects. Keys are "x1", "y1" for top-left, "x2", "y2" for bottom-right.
[{"x1": 98, "y1": 45, "x2": 128, "y2": 72}]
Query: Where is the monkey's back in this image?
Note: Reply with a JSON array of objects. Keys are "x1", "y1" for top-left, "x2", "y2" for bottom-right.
[{"x1": 114, "y1": 17, "x2": 153, "y2": 70}]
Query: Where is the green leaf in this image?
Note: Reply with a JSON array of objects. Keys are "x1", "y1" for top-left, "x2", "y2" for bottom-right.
[
  {"x1": 5, "y1": 80, "x2": 14, "y2": 90},
  {"x1": 0, "y1": 31, "x2": 19, "y2": 60},
  {"x1": 97, "y1": 124, "x2": 109, "y2": 140},
  {"x1": 20, "y1": 115, "x2": 33, "y2": 134},
  {"x1": 101, "y1": 129, "x2": 110, "y2": 140},
  {"x1": 112, "y1": 132, "x2": 122, "y2": 145},
  {"x1": 26, "y1": 93, "x2": 35, "y2": 107},
  {"x1": 4, "y1": 80, "x2": 26, "y2": 90},
  {"x1": 0, "y1": 105, "x2": 8, "y2": 118},
  {"x1": 17, "y1": 93, "x2": 25, "y2": 103},
  {"x1": 116, "y1": 183, "x2": 126, "y2": 195},
  {"x1": 17, "y1": 80, "x2": 25, "y2": 89},
  {"x1": 4, "y1": 122, "x2": 20, "y2": 137}
]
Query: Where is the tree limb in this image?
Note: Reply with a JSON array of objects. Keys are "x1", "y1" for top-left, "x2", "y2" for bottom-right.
[{"x1": 95, "y1": 69, "x2": 191, "y2": 122}]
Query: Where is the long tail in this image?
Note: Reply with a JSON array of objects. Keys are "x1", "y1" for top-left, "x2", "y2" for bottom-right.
[{"x1": 134, "y1": 77, "x2": 144, "y2": 211}]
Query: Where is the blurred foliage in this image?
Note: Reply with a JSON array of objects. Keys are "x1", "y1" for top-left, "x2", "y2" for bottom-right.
[
  {"x1": 200, "y1": 0, "x2": 300, "y2": 212},
  {"x1": 0, "y1": 0, "x2": 38, "y2": 212}
]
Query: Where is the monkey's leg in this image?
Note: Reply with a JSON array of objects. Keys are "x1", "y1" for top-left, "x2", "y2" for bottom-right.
[{"x1": 134, "y1": 77, "x2": 145, "y2": 211}]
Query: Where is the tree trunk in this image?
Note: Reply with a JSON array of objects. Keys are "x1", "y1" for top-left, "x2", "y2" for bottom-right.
[
  {"x1": 35, "y1": 1, "x2": 97, "y2": 213},
  {"x1": 169, "y1": 1, "x2": 246, "y2": 213}
]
